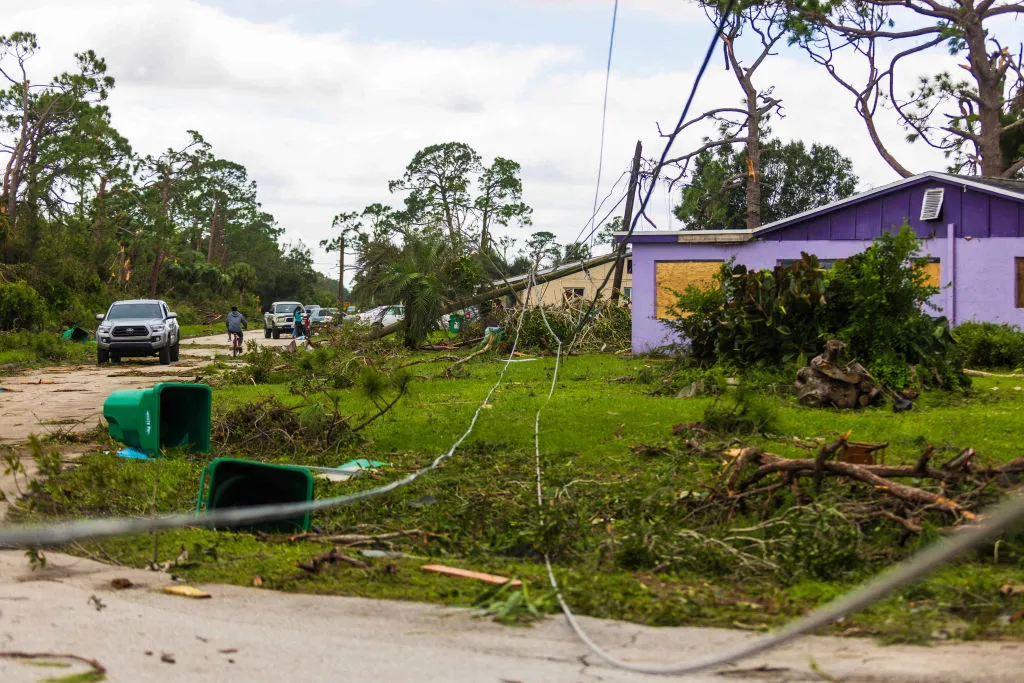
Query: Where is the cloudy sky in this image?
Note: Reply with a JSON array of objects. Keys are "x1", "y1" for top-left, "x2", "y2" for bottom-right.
[{"x1": 3, "y1": 0, "x2": 968, "y2": 281}]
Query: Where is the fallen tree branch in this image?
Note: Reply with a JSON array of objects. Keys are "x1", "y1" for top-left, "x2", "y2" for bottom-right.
[
  {"x1": 442, "y1": 334, "x2": 497, "y2": 377},
  {"x1": 730, "y1": 447, "x2": 976, "y2": 518},
  {"x1": 399, "y1": 355, "x2": 460, "y2": 368},
  {"x1": 296, "y1": 547, "x2": 370, "y2": 573}
]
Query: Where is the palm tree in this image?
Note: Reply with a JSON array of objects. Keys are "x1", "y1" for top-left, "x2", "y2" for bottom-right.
[{"x1": 354, "y1": 232, "x2": 482, "y2": 347}]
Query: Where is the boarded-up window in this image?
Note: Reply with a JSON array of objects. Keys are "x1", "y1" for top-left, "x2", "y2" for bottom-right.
[
  {"x1": 655, "y1": 261, "x2": 722, "y2": 320},
  {"x1": 919, "y1": 260, "x2": 941, "y2": 288},
  {"x1": 1017, "y1": 258, "x2": 1024, "y2": 308},
  {"x1": 563, "y1": 287, "x2": 584, "y2": 303}
]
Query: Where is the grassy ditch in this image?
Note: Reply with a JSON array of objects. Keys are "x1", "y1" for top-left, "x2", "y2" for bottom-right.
[{"x1": 8, "y1": 349, "x2": 1024, "y2": 643}]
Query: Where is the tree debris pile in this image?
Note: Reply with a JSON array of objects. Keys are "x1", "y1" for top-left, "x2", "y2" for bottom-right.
[
  {"x1": 795, "y1": 339, "x2": 882, "y2": 408},
  {"x1": 212, "y1": 369, "x2": 409, "y2": 459},
  {"x1": 659, "y1": 427, "x2": 1024, "y2": 581},
  {"x1": 715, "y1": 433, "x2": 1024, "y2": 527},
  {"x1": 501, "y1": 300, "x2": 630, "y2": 353}
]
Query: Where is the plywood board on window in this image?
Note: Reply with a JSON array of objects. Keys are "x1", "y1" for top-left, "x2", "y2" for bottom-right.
[
  {"x1": 919, "y1": 261, "x2": 941, "y2": 288},
  {"x1": 655, "y1": 261, "x2": 722, "y2": 320},
  {"x1": 1016, "y1": 258, "x2": 1024, "y2": 309}
]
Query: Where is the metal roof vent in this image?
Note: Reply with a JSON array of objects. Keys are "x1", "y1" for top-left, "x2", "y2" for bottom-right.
[{"x1": 920, "y1": 188, "x2": 944, "y2": 221}]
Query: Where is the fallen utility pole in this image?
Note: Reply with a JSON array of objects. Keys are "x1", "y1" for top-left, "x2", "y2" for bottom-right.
[
  {"x1": 611, "y1": 140, "x2": 642, "y2": 304},
  {"x1": 366, "y1": 253, "x2": 619, "y2": 340}
]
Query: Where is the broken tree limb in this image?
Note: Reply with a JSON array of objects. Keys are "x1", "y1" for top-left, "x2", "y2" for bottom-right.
[
  {"x1": 442, "y1": 333, "x2": 497, "y2": 377},
  {"x1": 731, "y1": 447, "x2": 974, "y2": 517},
  {"x1": 814, "y1": 433, "x2": 850, "y2": 493}
]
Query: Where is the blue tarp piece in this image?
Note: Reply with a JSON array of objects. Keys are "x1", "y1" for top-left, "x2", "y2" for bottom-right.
[
  {"x1": 337, "y1": 458, "x2": 387, "y2": 474},
  {"x1": 117, "y1": 448, "x2": 154, "y2": 461}
]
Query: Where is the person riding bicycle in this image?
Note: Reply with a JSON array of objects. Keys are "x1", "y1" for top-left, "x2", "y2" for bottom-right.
[{"x1": 226, "y1": 306, "x2": 248, "y2": 345}]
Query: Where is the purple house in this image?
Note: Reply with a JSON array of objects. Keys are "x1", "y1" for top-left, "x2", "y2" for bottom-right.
[{"x1": 621, "y1": 172, "x2": 1024, "y2": 353}]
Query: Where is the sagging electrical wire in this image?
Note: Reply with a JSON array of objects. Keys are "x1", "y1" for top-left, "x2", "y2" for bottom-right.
[{"x1": 586, "y1": 0, "x2": 620, "y2": 253}]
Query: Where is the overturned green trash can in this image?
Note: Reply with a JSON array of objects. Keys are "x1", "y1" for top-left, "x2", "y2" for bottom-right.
[
  {"x1": 196, "y1": 458, "x2": 314, "y2": 533},
  {"x1": 61, "y1": 326, "x2": 90, "y2": 343},
  {"x1": 103, "y1": 382, "x2": 212, "y2": 455}
]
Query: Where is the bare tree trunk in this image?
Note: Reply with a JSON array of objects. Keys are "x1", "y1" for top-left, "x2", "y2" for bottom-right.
[
  {"x1": 149, "y1": 248, "x2": 164, "y2": 297},
  {"x1": 961, "y1": 15, "x2": 1007, "y2": 177},
  {"x1": 91, "y1": 176, "x2": 107, "y2": 246},
  {"x1": 207, "y1": 198, "x2": 219, "y2": 262}
]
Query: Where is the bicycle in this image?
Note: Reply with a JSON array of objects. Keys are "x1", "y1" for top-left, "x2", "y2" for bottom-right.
[{"x1": 230, "y1": 332, "x2": 243, "y2": 357}]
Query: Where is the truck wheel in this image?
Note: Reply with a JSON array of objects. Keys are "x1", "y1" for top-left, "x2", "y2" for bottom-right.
[
  {"x1": 97, "y1": 348, "x2": 109, "y2": 365},
  {"x1": 272, "y1": 329, "x2": 280, "y2": 340},
  {"x1": 159, "y1": 345, "x2": 171, "y2": 365},
  {"x1": 170, "y1": 343, "x2": 180, "y2": 362},
  {"x1": 264, "y1": 326, "x2": 271, "y2": 339}
]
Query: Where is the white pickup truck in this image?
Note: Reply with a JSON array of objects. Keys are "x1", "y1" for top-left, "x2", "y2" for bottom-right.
[{"x1": 263, "y1": 301, "x2": 305, "y2": 339}]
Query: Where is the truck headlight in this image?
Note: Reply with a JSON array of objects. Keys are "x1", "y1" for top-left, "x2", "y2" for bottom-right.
[{"x1": 151, "y1": 324, "x2": 165, "y2": 333}]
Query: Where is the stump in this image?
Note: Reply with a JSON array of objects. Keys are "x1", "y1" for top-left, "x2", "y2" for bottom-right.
[{"x1": 794, "y1": 340, "x2": 882, "y2": 409}]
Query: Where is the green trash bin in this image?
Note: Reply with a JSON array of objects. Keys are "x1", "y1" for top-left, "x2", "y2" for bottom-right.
[
  {"x1": 103, "y1": 382, "x2": 212, "y2": 455},
  {"x1": 196, "y1": 458, "x2": 314, "y2": 533},
  {"x1": 61, "y1": 327, "x2": 90, "y2": 343},
  {"x1": 448, "y1": 313, "x2": 465, "y2": 335}
]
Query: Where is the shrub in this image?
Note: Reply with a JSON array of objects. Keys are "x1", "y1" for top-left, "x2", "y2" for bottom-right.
[
  {"x1": 0, "y1": 281, "x2": 47, "y2": 331},
  {"x1": 0, "y1": 331, "x2": 92, "y2": 365},
  {"x1": 668, "y1": 254, "x2": 829, "y2": 366},
  {"x1": 824, "y1": 227, "x2": 959, "y2": 386},
  {"x1": 952, "y1": 322, "x2": 1024, "y2": 369}
]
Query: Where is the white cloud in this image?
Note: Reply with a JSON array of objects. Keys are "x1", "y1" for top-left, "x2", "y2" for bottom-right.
[{"x1": 1, "y1": 0, "x2": 960, "y2": 283}]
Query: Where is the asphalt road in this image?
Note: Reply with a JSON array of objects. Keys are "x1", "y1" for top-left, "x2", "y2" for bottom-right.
[{"x1": 0, "y1": 551, "x2": 1018, "y2": 683}]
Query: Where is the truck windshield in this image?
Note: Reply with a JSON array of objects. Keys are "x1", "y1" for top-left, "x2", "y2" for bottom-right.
[
  {"x1": 275, "y1": 304, "x2": 300, "y2": 313},
  {"x1": 107, "y1": 303, "x2": 162, "y2": 320}
]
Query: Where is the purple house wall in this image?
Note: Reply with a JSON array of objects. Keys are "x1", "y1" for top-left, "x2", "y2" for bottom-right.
[{"x1": 621, "y1": 172, "x2": 1024, "y2": 353}]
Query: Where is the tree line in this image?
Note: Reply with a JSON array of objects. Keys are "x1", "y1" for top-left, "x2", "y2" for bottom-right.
[{"x1": 0, "y1": 32, "x2": 335, "y2": 330}]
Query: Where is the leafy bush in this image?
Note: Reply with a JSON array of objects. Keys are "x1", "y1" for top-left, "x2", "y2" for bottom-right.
[
  {"x1": 0, "y1": 331, "x2": 92, "y2": 365},
  {"x1": 672, "y1": 254, "x2": 828, "y2": 367},
  {"x1": 953, "y1": 322, "x2": 1024, "y2": 369},
  {"x1": 0, "y1": 280, "x2": 47, "y2": 331},
  {"x1": 825, "y1": 228, "x2": 960, "y2": 387}
]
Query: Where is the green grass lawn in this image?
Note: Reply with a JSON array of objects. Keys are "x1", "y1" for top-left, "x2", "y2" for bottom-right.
[{"x1": 14, "y1": 350, "x2": 1024, "y2": 642}]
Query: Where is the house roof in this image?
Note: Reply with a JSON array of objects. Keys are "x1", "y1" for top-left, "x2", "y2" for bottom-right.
[
  {"x1": 495, "y1": 249, "x2": 628, "y2": 288},
  {"x1": 951, "y1": 174, "x2": 1024, "y2": 197},
  {"x1": 617, "y1": 171, "x2": 1024, "y2": 243}
]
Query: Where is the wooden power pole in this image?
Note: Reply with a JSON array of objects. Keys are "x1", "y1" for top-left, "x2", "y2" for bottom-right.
[
  {"x1": 338, "y1": 237, "x2": 345, "y2": 304},
  {"x1": 611, "y1": 140, "x2": 643, "y2": 304}
]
